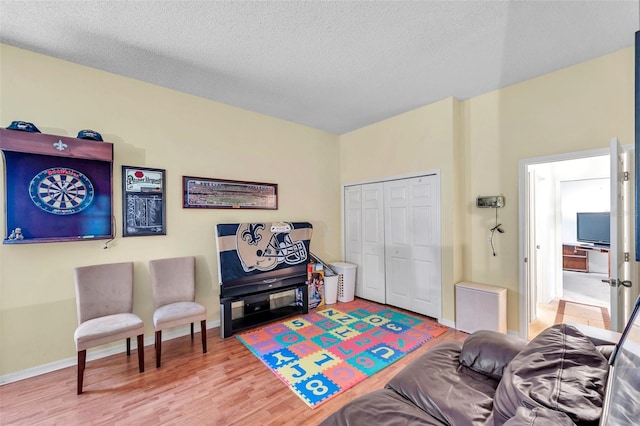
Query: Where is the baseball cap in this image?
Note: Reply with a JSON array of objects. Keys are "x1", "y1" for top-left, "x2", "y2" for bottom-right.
[
  {"x1": 77, "y1": 129, "x2": 103, "y2": 141},
  {"x1": 7, "y1": 121, "x2": 41, "y2": 133}
]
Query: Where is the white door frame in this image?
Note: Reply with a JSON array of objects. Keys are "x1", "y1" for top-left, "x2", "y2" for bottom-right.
[{"x1": 518, "y1": 148, "x2": 612, "y2": 339}]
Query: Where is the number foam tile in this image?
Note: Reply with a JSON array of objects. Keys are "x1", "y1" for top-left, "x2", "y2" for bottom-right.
[{"x1": 236, "y1": 301, "x2": 448, "y2": 408}]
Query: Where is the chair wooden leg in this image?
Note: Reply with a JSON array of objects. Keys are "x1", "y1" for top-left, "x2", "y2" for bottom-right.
[
  {"x1": 155, "y1": 330, "x2": 162, "y2": 368},
  {"x1": 201, "y1": 320, "x2": 207, "y2": 353},
  {"x1": 137, "y1": 334, "x2": 145, "y2": 373},
  {"x1": 126, "y1": 337, "x2": 131, "y2": 356},
  {"x1": 77, "y1": 350, "x2": 86, "y2": 395},
  {"x1": 190, "y1": 322, "x2": 194, "y2": 339}
]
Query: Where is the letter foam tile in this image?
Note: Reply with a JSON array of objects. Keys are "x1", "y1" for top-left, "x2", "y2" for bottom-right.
[{"x1": 236, "y1": 300, "x2": 448, "y2": 408}]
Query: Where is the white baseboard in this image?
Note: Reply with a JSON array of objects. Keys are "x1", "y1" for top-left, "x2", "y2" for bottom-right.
[
  {"x1": 0, "y1": 319, "x2": 220, "y2": 386},
  {"x1": 440, "y1": 318, "x2": 519, "y2": 339},
  {"x1": 439, "y1": 318, "x2": 455, "y2": 328}
]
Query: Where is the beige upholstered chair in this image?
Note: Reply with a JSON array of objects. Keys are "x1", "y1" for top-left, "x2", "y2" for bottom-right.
[
  {"x1": 149, "y1": 256, "x2": 207, "y2": 368},
  {"x1": 73, "y1": 262, "x2": 145, "y2": 394}
]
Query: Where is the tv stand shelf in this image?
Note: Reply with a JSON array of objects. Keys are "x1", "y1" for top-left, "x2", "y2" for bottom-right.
[
  {"x1": 219, "y1": 282, "x2": 308, "y2": 338},
  {"x1": 562, "y1": 243, "x2": 611, "y2": 275},
  {"x1": 562, "y1": 244, "x2": 589, "y2": 272}
]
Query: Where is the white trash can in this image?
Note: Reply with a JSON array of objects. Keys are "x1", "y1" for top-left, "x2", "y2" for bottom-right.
[
  {"x1": 330, "y1": 262, "x2": 357, "y2": 302},
  {"x1": 324, "y1": 275, "x2": 339, "y2": 304}
]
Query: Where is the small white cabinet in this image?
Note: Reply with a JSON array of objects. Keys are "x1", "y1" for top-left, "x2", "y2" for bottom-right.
[{"x1": 455, "y1": 281, "x2": 507, "y2": 334}]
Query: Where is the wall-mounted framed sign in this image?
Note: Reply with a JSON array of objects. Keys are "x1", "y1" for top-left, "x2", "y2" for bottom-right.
[
  {"x1": 122, "y1": 166, "x2": 166, "y2": 237},
  {"x1": 182, "y1": 176, "x2": 277, "y2": 209}
]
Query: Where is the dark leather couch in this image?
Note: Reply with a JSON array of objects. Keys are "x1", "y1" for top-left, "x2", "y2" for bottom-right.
[{"x1": 320, "y1": 324, "x2": 614, "y2": 426}]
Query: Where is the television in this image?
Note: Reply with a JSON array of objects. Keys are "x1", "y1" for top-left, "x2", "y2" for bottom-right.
[
  {"x1": 576, "y1": 212, "x2": 610, "y2": 246},
  {"x1": 215, "y1": 221, "x2": 313, "y2": 298}
]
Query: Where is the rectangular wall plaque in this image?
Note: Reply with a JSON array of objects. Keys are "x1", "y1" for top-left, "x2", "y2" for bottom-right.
[
  {"x1": 122, "y1": 166, "x2": 166, "y2": 237},
  {"x1": 182, "y1": 176, "x2": 277, "y2": 210}
]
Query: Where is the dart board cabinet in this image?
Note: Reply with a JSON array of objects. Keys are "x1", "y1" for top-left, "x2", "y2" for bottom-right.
[{"x1": 0, "y1": 128, "x2": 113, "y2": 244}]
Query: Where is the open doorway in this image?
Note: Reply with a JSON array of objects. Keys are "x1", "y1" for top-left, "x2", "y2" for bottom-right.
[{"x1": 524, "y1": 152, "x2": 612, "y2": 338}]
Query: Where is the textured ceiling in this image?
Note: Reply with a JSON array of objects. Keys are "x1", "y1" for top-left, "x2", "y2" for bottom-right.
[{"x1": 0, "y1": 1, "x2": 638, "y2": 134}]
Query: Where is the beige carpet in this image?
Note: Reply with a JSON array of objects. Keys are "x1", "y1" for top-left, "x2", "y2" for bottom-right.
[{"x1": 554, "y1": 299, "x2": 611, "y2": 330}]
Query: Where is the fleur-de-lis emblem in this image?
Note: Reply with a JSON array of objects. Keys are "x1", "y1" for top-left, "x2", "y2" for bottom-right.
[
  {"x1": 241, "y1": 223, "x2": 264, "y2": 246},
  {"x1": 53, "y1": 140, "x2": 68, "y2": 151}
]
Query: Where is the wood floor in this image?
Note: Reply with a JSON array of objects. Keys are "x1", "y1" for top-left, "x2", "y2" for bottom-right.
[
  {"x1": 528, "y1": 271, "x2": 611, "y2": 339},
  {"x1": 0, "y1": 303, "x2": 468, "y2": 426},
  {"x1": 528, "y1": 297, "x2": 611, "y2": 338}
]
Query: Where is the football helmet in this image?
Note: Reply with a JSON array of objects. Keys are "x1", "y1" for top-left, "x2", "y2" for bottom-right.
[{"x1": 236, "y1": 222, "x2": 307, "y2": 272}]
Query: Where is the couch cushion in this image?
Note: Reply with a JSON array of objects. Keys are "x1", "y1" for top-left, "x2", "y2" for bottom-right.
[
  {"x1": 503, "y1": 406, "x2": 576, "y2": 426},
  {"x1": 596, "y1": 344, "x2": 615, "y2": 361},
  {"x1": 492, "y1": 324, "x2": 608, "y2": 426},
  {"x1": 386, "y1": 340, "x2": 499, "y2": 426},
  {"x1": 318, "y1": 388, "x2": 446, "y2": 426},
  {"x1": 460, "y1": 330, "x2": 528, "y2": 380}
]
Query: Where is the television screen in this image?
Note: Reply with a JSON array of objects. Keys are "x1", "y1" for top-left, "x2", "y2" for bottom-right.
[{"x1": 577, "y1": 212, "x2": 610, "y2": 245}]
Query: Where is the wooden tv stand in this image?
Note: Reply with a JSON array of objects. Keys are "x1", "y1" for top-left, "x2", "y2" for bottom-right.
[{"x1": 562, "y1": 243, "x2": 610, "y2": 274}]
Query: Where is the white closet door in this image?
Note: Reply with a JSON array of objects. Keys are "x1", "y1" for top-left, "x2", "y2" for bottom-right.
[
  {"x1": 361, "y1": 183, "x2": 386, "y2": 303},
  {"x1": 384, "y1": 175, "x2": 441, "y2": 319},
  {"x1": 384, "y1": 180, "x2": 411, "y2": 310},
  {"x1": 344, "y1": 186, "x2": 363, "y2": 297},
  {"x1": 408, "y1": 175, "x2": 441, "y2": 319}
]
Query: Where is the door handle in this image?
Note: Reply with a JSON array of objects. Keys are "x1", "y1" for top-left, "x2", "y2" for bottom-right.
[{"x1": 602, "y1": 278, "x2": 633, "y2": 288}]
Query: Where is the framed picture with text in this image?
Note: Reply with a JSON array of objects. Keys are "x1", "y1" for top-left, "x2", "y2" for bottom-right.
[{"x1": 122, "y1": 166, "x2": 166, "y2": 236}]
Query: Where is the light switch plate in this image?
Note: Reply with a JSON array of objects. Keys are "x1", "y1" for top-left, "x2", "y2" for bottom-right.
[{"x1": 476, "y1": 195, "x2": 505, "y2": 208}]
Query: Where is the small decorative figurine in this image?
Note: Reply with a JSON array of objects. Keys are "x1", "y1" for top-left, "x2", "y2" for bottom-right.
[{"x1": 11, "y1": 228, "x2": 24, "y2": 240}]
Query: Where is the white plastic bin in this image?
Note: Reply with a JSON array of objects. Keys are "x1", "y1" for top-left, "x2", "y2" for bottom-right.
[
  {"x1": 330, "y1": 262, "x2": 357, "y2": 302},
  {"x1": 324, "y1": 275, "x2": 338, "y2": 304}
]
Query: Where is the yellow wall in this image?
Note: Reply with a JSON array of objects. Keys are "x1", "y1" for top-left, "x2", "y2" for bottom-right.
[
  {"x1": 0, "y1": 44, "x2": 341, "y2": 375},
  {"x1": 0, "y1": 42, "x2": 635, "y2": 378},
  {"x1": 338, "y1": 47, "x2": 634, "y2": 331},
  {"x1": 466, "y1": 48, "x2": 634, "y2": 329}
]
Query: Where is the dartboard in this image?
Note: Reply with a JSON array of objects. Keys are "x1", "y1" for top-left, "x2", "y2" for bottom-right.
[{"x1": 29, "y1": 167, "x2": 95, "y2": 215}]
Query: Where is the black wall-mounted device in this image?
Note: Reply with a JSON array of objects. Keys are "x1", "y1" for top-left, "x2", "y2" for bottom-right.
[{"x1": 476, "y1": 195, "x2": 505, "y2": 208}]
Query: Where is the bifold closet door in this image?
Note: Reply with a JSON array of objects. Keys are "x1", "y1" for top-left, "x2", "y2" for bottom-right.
[
  {"x1": 384, "y1": 175, "x2": 441, "y2": 319},
  {"x1": 360, "y1": 183, "x2": 386, "y2": 304},
  {"x1": 344, "y1": 185, "x2": 363, "y2": 297},
  {"x1": 344, "y1": 183, "x2": 385, "y2": 303}
]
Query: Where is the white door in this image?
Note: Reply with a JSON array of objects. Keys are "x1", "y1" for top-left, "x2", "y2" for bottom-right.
[
  {"x1": 361, "y1": 183, "x2": 386, "y2": 303},
  {"x1": 344, "y1": 186, "x2": 363, "y2": 297},
  {"x1": 608, "y1": 137, "x2": 635, "y2": 331},
  {"x1": 384, "y1": 179, "x2": 411, "y2": 310},
  {"x1": 384, "y1": 175, "x2": 441, "y2": 319},
  {"x1": 527, "y1": 169, "x2": 538, "y2": 322},
  {"x1": 408, "y1": 175, "x2": 441, "y2": 318}
]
